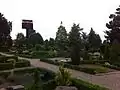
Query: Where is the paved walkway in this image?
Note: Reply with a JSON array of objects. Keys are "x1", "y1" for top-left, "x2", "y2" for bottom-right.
[{"x1": 1, "y1": 53, "x2": 120, "y2": 90}]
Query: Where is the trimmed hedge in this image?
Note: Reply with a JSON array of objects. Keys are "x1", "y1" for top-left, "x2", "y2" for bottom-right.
[
  {"x1": 0, "y1": 60, "x2": 30, "y2": 71},
  {"x1": 0, "y1": 63, "x2": 13, "y2": 70},
  {"x1": 40, "y1": 59, "x2": 108, "y2": 74},
  {"x1": 15, "y1": 60, "x2": 30, "y2": 68},
  {"x1": 71, "y1": 78, "x2": 108, "y2": 90},
  {"x1": 0, "y1": 55, "x2": 18, "y2": 63},
  {"x1": 79, "y1": 60, "x2": 109, "y2": 64},
  {"x1": 42, "y1": 79, "x2": 108, "y2": 90}
]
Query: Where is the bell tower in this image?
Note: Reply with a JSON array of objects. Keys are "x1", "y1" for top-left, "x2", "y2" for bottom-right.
[{"x1": 22, "y1": 20, "x2": 35, "y2": 38}]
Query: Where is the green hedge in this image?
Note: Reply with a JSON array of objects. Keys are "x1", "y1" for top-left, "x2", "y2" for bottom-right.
[
  {"x1": 0, "y1": 55, "x2": 18, "y2": 63},
  {"x1": 15, "y1": 60, "x2": 30, "y2": 68},
  {"x1": 71, "y1": 78, "x2": 108, "y2": 90},
  {"x1": 0, "y1": 60, "x2": 30, "y2": 71},
  {"x1": 0, "y1": 56, "x2": 7, "y2": 63},
  {"x1": 42, "y1": 79, "x2": 108, "y2": 90},
  {"x1": 6, "y1": 56, "x2": 18, "y2": 61},
  {"x1": 40, "y1": 59, "x2": 108, "y2": 74},
  {"x1": 79, "y1": 60, "x2": 109, "y2": 64},
  {"x1": 0, "y1": 63, "x2": 13, "y2": 70}
]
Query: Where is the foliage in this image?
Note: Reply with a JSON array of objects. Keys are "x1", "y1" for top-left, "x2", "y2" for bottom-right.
[
  {"x1": 88, "y1": 28, "x2": 102, "y2": 49},
  {"x1": 27, "y1": 69, "x2": 42, "y2": 90},
  {"x1": 0, "y1": 13, "x2": 12, "y2": 49},
  {"x1": 15, "y1": 33, "x2": 26, "y2": 49},
  {"x1": 55, "y1": 22, "x2": 68, "y2": 51},
  {"x1": 55, "y1": 63, "x2": 71, "y2": 86},
  {"x1": 71, "y1": 78, "x2": 108, "y2": 90},
  {"x1": 109, "y1": 44, "x2": 120, "y2": 62},
  {"x1": 28, "y1": 33, "x2": 43, "y2": 46},
  {"x1": 35, "y1": 44, "x2": 41, "y2": 51},
  {"x1": 69, "y1": 23, "x2": 83, "y2": 65},
  {"x1": 105, "y1": 6, "x2": 120, "y2": 43}
]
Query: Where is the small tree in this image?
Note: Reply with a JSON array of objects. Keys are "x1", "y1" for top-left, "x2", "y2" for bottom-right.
[{"x1": 55, "y1": 63, "x2": 71, "y2": 86}]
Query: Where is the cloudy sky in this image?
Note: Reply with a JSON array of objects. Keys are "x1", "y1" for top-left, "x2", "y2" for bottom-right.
[{"x1": 0, "y1": 0, "x2": 119, "y2": 40}]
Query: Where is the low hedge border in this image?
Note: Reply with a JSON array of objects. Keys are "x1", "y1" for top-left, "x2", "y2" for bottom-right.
[
  {"x1": 71, "y1": 78, "x2": 108, "y2": 90},
  {"x1": 102, "y1": 64, "x2": 120, "y2": 70},
  {"x1": 42, "y1": 78, "x2": 108, "y2": 90},
  {"x1": 40, "y1": 59, "x2": 108, "y2": 74},
  {"x1": 0, "y1": 55, "x2": 18, "y2": 63},
  {"x1": 0, "y1": 67, "x2": 55, "y2": 79},
  {"x1": 0, "y1": 60, "x2": 30, "y2": 70}
]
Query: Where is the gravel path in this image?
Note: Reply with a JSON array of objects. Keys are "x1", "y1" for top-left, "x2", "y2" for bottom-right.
[{"x1": 1, "y1": 52, "x2": 120, "y2": 90}]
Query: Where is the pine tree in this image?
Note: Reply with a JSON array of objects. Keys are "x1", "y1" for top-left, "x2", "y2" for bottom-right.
[
  {"x1": 69, "y1": 24, "x2": 83, "y2": 65},
  {"x1": 105, "y1": 5, "x2": 120, "y2": 43},
  {"x1": 55, "y1": 22, "x2": 68, "y2": 51}
]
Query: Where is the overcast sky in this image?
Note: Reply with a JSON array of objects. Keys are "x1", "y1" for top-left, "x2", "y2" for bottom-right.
[{"x1": 0, "y1": 0, "x2": 119, "y2": 40}]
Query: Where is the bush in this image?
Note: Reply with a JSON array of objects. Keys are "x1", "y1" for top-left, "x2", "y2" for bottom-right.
[{"x1": 55, "y1": 64, "x2": 71, "y2": 86}]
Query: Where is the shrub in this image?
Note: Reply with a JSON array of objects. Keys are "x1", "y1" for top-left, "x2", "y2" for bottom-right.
[{"x1": 55, "y1": 63, "x2": 71, "y2": 86}]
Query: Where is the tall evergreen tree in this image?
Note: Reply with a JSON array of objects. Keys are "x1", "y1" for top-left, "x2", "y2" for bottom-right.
[
  {"x1": 0, "y1": 13, "x2": 12, "y2": 48},
  {"x1": 69, "y1": 24, "x2": 83, "y2": 65},
  {"x1": 55, "y1": 22, "x2": 68, "y2": 50},
  {"x1": 105, "y1": 5, "x2": 120, "y2": 43},
  {"x1": 88, "y1": 28, "x2": 102, "y2": 49}
]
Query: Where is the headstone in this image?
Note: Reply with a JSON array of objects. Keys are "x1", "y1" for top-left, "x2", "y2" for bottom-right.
[{"x1": 55, "y1": 86, "x2": 78, "y2": 90}]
